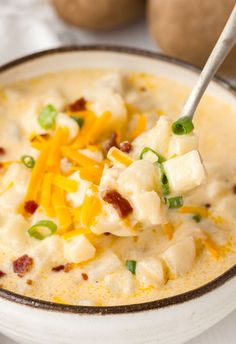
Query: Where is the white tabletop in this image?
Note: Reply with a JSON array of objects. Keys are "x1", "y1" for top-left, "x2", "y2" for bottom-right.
[{"x1": 0, "y1": 1, "x2": 235, "y2": 343}]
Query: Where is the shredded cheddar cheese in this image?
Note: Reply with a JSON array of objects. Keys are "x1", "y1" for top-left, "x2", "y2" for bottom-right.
[
  {"x1": 162, "y1": 223, "x2": 174, "y2": 240},
  {"x1": 85, "y1": 111, "x2": 112, "y2": 144},
  {"x1": 61, "y1": 146, "x2": 100, "y2": 167},
  {"x1": 129, "y1": 114, "x2": 147, "y2": 141},
  {"x1": 61, "y1": 228, "x2": 91, "y2": 240},
  {"x1": 51, "y1": 186, "x2": 72, "y2": 233},
  {"x1": 107, "y1": 147, "x2": 134, "y2": 166},
  {"x1": 179, "y1": 206, "x2": 209, "y2": 218},
  {"x1": 53, "y1": 174, "x2": 78, "y2": 193}
]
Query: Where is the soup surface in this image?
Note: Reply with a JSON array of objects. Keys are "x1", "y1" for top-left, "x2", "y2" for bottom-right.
[{"x1": 0, "y1": 70, "x2": 235, "y2": 306}]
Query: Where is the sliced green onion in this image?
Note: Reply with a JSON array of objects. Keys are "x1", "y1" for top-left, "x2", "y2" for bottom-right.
[
  {"x1": 192, "y1": 214, "x2": 202, "y2": 223},
  {"x1": 165, "y1": 196, "x2": 183, "y2": 209},
  {"x1": 126, "y1": 260, "x2": 136, "y2": 275},
  {"x1": 157, "y1": 163, "x2": 170, "y2": 196},
  {"x1": 21, "y1": 155, "x2": 35, "y2": 168},
  {"x1": 28, "y1": 220, "x2": 57, "y2": 240},
  {"x1": 38, "y1": 104, "x2": 58, "y2": 129},
  {"x1": 172, "y1": 116, "x2": 194, "y2": 135},
  {"x1": 71, "y1": 115, "x2": 84, "y2": 128},
  {"x1": 140, "y1": 147, "x2": 166, "y2": 163}
]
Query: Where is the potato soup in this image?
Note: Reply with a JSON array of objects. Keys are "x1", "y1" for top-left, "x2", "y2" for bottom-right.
[{"x1": 0, "y1": 70, "x2": 235, "y2": 306}]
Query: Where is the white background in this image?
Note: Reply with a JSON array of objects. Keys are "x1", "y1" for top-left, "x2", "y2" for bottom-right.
[{"x1": 0, "y1": 1, "x2": 235, "y2": 343}]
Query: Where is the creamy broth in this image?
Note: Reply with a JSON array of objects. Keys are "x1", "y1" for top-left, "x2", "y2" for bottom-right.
[{"x1": 0, "y1": 70, "x2": 235, "y2": 306}]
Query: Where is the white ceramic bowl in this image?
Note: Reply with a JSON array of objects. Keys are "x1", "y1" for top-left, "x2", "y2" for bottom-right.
[{"x1": 0, "y1": 46, "x2": 235, "y2": 344}]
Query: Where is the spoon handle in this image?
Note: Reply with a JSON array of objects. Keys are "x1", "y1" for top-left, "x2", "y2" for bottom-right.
[{"x1": 181, "y1": 4, "x2": 236, "y2": 119}]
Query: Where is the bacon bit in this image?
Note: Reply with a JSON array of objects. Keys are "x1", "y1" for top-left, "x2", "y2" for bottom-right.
[
  {"x1": 204, "y1": 203, "x2": 211, "y2": 208},
  {"x1": 102, "y1": 189, "x2": 133, "y2": 218},
  {"x1": 0, "y1": 271, "x2": 6, "y2": 278},
  {"x1": 139, "y1": 86, "x2": 146, "y2": 92},
  {"x1": 105, "y1": 132, "x2": 118, "y2": 153},
  {"x1": 0, "y1": 163, "x2": 3, "y2": 169},
  {"x1": 13, "y1": 255, "x2": 33, "y2": 277},
  {"x1": 0, "y1": 147, "x2": 6, "y2": 155},
  {"x1": 64, "y1": 263, "x2": 73, "y2": 273},
  {"x1": 104, "y1": 232, "x2": 111, "y2": 236},
  {"x1": 68, "y1": 98, "x2": 86, "y2": 112},
  {"x1": 26, "y1": 279, "x2": 33, "y2": 286},
  {"x1": 82, "y1": 273, "x2": 88, "y2": 281},
  {"x1": 232, "y1": 185, "x2": 236, "y2": 194},
  {"x1": 24, "y1": 200, "x2": 39, "y2": 214},
  {"x1": 52, "y1": 265, "x2": 65, "y2": 272},
  {"x1": 119, "y1": 141, "x2": 132, "y2": 153}
]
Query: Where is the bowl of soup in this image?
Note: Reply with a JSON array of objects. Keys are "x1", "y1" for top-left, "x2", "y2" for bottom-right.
[{"x1": 0, "y1": 46, "x2": 235, "y2": 344}]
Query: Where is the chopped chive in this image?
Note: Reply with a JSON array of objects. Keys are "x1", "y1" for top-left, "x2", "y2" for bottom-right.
[
  {"x1": 38, "y1": 104, "x2": 58, "y2": 129},
  {"x1": 28, "y1": 220, "x2": 57, "y2": 240},
  {"x1": 192, "y1": 214, "x2": 202, "y2": 223},
  {"x1": 71, "y1": 115, "x2": 84, "y2": 128},
  {"x1": 157, "y1": 163, "x2": 170, "y2": 196},
  {"x1": 126, "y1": 260, "x2": 136, "y2": 275},
  {"x1": 165, "y1": 196, "x2": 183, "y2": 209},
  {"x1": 140, "y1": 147, "x2": 166, "y2": 163},
  {"x1": 21, "y1": 155, "x2": 35, "y2": 169},
  {"x1": 172, "y1": 116, "x2": 194, "y2": 135}
]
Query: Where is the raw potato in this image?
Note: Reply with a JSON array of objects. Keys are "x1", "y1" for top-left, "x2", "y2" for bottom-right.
[
  {"x1": 148, "y1": 0, "x2": 236, "y2": 76},
  {"x1": 53, "y1": 0, "x2": 145, "y2": 30}
]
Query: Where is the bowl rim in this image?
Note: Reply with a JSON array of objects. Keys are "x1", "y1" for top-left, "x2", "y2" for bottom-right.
[{"x1": 0, "y1": 45, "x2": 235, "y2": 315}]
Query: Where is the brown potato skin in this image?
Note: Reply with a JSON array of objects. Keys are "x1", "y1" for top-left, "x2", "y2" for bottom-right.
[
  {"x1": 53, "y1": 0, "x2": 146, "y2": 30},
  {"x1": 148, "y1": 0, "x2": 236, "y2": 76}
]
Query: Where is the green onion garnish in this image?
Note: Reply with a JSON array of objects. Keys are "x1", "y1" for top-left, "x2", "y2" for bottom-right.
[
  {"x1": 157, "y1": 163, "x2": 170, "y2": 196},
  {"x1": 140, "y1": 147, "x2": 166, "y2": 163},
  {"x1": 172, "y1": 116, "x2": 194, "y2": 135},
  {"x1": 126, "y1": 260, "x2": 136, "y2": 275},
  {"x1": 38, "y1": 104, "x2": 58, "y2": 129},
  {"x1": 192, "y1": 214, "x2": 202, "y2": 222},
  {"x1": 71, "y1": 115, "x2": 84, "y2": 128},
  {"x1": 28, "y1": 220, "x2": 57, "y2": 240},
  {"x1": 165, "y1": 196, "x2": 183, "y2": 209},
  {"x1": 21, "y1": 155, "x2": 35, "y2": 169}
]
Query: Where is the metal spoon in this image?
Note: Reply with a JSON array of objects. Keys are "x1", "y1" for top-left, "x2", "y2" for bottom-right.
[{"x1": 173, "y1": 4, "x2": 236, "y2": 129}]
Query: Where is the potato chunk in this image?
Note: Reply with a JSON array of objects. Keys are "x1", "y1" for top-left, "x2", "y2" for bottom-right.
[
  {"x1": 136, "y1": 258, "x2": 166, "y2": 288},
  {"x1": 168, "y1": 134, "x2": 198, "y2": 157},
  {"x1": 163, "y1": 150, "x2": 205, "y2": 194},
  {"x1": 132, "y1": 191, "x2": 163, "y2": 225},
  {"x1": 64, "y1": 235, "x2": 96, "y2": 263},
  {"x1": 162, "y1": 237, "x2": 196, "y2": 277}
]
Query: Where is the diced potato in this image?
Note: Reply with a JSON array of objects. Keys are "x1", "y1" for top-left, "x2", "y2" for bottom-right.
[
  {"x1": 136, "y1": 258, "x2": 166, "y2": 288},
  {"x1": 96, "y1": 73, "x2": 125, "y2": 95},
  {"x1": 87, "y1": 89, "x2": 127, "y2": 130},
  {"x1": 64, "y1": 235, "x2": 96, "y2": 264},
  {"x1": 104, "y1": 270, "x2": 135, "y2": 296},
  {"x1": 125, "y1": 90, "x2": 158, "y2": 112},
  {"x1": 132, "y1": 191, "x2": 163, "y2": 225},
  {"x1": 168, "y1": 134, "x2": 198, "y2": 157},
  {"x1": 2, "y1": 163, "x2": 30, "y2": 192},
  {"x1": 91, "y1": 203, "x2": 136, "y2": 237},
  {"x1": 147, "y1": 116, "x2": 172, "y2": 156},
  {"x1": 163, "y1": 150, "x2": 205, "y2": 194},
  {"x1": 56, "y1": 113, "x2": 79, "y2": 141},
  {"x1": 86, "y1": 250, "x2": 122, "y2": 281},
  {"x1": 161, "y1": 236, "x2": 196, "y2": 277},
  {"x1": 66, "y1": 171, "x2": 91, "y2": 208},
  {"x1": 99, "y1": 165, "x2": 125, "y2": 192},
  {"x1": 117, "y1": 160, "x2": 158, "y2": 196},
  {"x1": 215, "y1": 195, "x2": 236, "y2": 224},
  {"x1": 0, "y1": 188, "x2": 24, "y2": 212},
  {"x1": 131, "y1": 131, "x2": 150, "y2": 159}
]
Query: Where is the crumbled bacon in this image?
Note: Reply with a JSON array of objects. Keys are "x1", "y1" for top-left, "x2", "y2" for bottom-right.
[
  {"x1": 82, "y1": 273, "x2": 88, "y2": 281},
  {"x1": 68, "y1": 97, "x2": 86, "y2": 112},
  {"x1": 26, "y1": 279, "x2": 33, "y2": 286},
  {"x1": 13, "y1": 255, "x2": 33, "y2": 277},
  {"x1": 119, "y1": 141, "x2": 132, "y2": 153},
  {"x1": 0, "y1": 147, "x2": 6, "y2": 155},
  {"x1": 105, "y1": 132, "x2": 118, "y2": 153},
  {"x1": 24, "y1": 200, "x2": 38, "y2": 214},
  {"x1": 102, "y1": 189, "x2": 133, "y2": 218},
  {"x1": 104, "y1": 232, "x2": 111, "y2": 236},
  {"x1": 52, "y1": 265, "x2": 65, "y2": 272},
  {"x1": 0, "y1": 163, "x2": 4, "y2": 169},
  {"x1": 233, "y1": 185, "x2": 236, "y2": 194},
  {"x1": 0, "y1": 271, "x2": 6, "y2": 278},
  {"x1": 64, "y1": 263, "x2": 73, "y2": 273}
]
